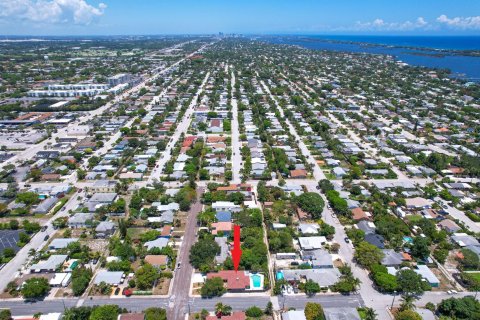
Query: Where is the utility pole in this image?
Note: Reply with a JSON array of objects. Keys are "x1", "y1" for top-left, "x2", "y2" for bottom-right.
[{"x1": 390, "y1": 291, "x2": 397, "y2": 310}]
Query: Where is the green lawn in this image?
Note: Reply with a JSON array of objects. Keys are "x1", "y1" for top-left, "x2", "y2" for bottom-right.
[
  {"x1": 406, "y1": 214, "x2": 422, "y2": 223},
  {"x1": 127, "y1": 227, "x2": 150, "y2": 240},
  {"x1": 357, "y1": 308, "x2": 367, "y2": 320},
  {"x1": 467, "y1": 272, "x2": 480, "y2": 282}
]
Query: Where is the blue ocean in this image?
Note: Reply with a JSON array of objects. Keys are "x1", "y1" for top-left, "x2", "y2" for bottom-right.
[{"x1": 262, "y1": 35, "x2": 480, "y2": 81}]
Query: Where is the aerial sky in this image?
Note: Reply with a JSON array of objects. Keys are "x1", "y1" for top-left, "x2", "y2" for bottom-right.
[{"x1": 1, "y1": 0, "x2": 480, "y2": 36}]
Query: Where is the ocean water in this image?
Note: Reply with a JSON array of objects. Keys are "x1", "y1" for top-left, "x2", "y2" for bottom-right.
[
  {"x1": 262, "y1": 36, "x2": 480, "y2": 81},
  {"x1": 308, "y1": 35, "x2": 480, "y2": 51}
]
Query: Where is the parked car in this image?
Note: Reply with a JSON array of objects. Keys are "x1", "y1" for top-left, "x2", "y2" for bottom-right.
[
  {"x1": 344, "y1": 237, "x2": 350, "y2": 243},
  {"x1": 44, "y1": 235, "x2": 50, "y2": 241}
]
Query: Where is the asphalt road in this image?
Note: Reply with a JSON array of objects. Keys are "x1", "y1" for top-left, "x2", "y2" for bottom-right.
[
  {"x1": 167, "y1": 187, "x2": 204, "y2": 320},
  {"x1": 230, "y1": 69, "x2": 242, "y2": 184},
  {"x1": 147, "y1": 72, "x2": 211, "y2": 183},
  {"x1": 0, "y1": 294, "x2": 363, "y2": 316},
  {"x1": 0, "y1": 190, "x2": 85, "y2": 293}
]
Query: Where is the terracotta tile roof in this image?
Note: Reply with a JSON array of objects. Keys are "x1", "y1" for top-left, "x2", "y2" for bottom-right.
[
  {"x1": 290, "y1": 169, "x2": 307, "y2": 178},
  {"x1": 210, "y1": 119, "x2": 221, "y2": 127},
  {"x1": 351, "y1": 207, "x2": 369, "y2": 221},
  {"x1": 217, "y1": 184, "x2": 252, "y2": 192},
  {"x1": 182, "y1": 136, "x2": 196, "y2": 148},
  {"x1": 119, "y1": 314, "x2": 145, "y2": 320},
  {"x1": 402, "y1": 252, "x2": 412, "y2": 261},
  {"x1": 144, "y1": 255, "x2": 168, "y2": 266},
  {"x1": 206, "y1": 271, "x2": 250, "y2": 290},
  {"x1": 41, "y1": 173, "x2": 61, "y2": 181},
  {"x1": 206, "y1": 312, "x2": 246, "y2": 320},
  {"x1": 161, "y1": 225, "x2": 172, "y2": 236},
  {"x1": 297, "y1": 207, "x2": 308, "y2": 220},
  {"x1": 211, "y1": 222, "x2": 233, "y2": 235},
  {"x1": 448, "y1": 167, "x2": 465, "y2": 174},
  {"x1": 207, "y1": 136, "x2": 226, "y2": 143}
]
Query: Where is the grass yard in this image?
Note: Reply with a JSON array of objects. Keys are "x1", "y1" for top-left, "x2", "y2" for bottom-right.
[{"x1": 467, "y1": 272, "x2": 480, "y2": 282}]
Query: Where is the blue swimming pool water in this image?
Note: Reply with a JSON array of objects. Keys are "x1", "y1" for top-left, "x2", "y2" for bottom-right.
[
  {"x1": 404, "y1": 236, "x2": 413, "y2": 243},
  {"x1": 276, "y1": 272, "x2": 284, "y2": 280},
  {"x1": 252, "y1": 274, "x2": 262, "y2": 288}
]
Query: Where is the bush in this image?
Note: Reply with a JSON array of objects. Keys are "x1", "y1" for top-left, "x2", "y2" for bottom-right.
[
  {"x1": 71, "y1": 267, "x2": 93, "y2": 296},
  {"x1": 21, "y1": 277, "x2": 50, "y2": 299},
  {"x1": 295, "y1": 192, "x2": 324, "y2": 219},
  {"x1": 437, "y1": 296, "x2": 480, "y2": 319},
  {"x1": 201, "y1": 277, "x2": 226, "y2": 298},
  {"x1": 395, "y1": 310, "x2": 422, "y2": 320},
  {"x1": 245, "y1": 306, "x2": 263, "y2": 318}
]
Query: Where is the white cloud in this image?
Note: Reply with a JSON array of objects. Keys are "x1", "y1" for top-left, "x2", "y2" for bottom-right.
[
  {"x1": 354, "y1": 17, "x2": 429, "y2": 31},
  {"x1": 436, "y1": 14, "x2": 480, "y2": 30},
  {"x1": 0, "y1": 0, "x2": 107, "y2": 25}
]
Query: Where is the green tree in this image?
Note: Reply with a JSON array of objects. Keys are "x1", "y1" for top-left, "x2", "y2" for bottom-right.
[
  {"x1": 201, "y1": 277, "x2": 226, "y2": 298},
  {"x1": 76, "y1": 169, "x2": 87, "y2": 180},
  {"x1": 135, "y1": 263, "x2": 159, "y2": 290},
  {"x1": 63, "y1": 307, "x2": 92, "y2": 320},
  {"x1": 295, "y1": 192, "x2": 324, "y2": 219},
  {"x1": 89, "y1": 305, "x2": 121, "y2": 320},
  {"x1": 437, "y1": 296, "x2": 480, "y2": 319},
  {"x1": 215, "y1": 303, "x2": 232, "y2": 317},
  {"x1": 16, "y1": 192, "x2": 39, "y2": 205},
  {"x1": 304, "y1": 279, "x2": 321, "y2": 296},
  {"x1": 373, "y1": 271, "x2": 398, "y2": 292},
  {"x1": 395, "y1": 310, "x2": 422, "y2": 320},
  {"x1": 411, "y1": 237, "x2": 430, "y2": 260},
  {"x1": 71, "y1": 267, "x2": 93, "y2": 296},
  {"x1": 354, "y1": 241, "x2": 384, "y2": 269},
  {"x1": 0, "y1": 309, "x2": 11, "y2": 320},
  {"x1": 21, "y1": 277, "x2": 50, "y2": 299},
  {"x1": 189, "y1": 238, "x2": 220, "y2": 269},
  {"x1": 459, "y1": 248, "x2": 480, "y2": 270},
  {"x1": 364, "y1": 308, "x2": 377, "y2": 320},
  {"x1": 304, "y1": 302, "x2": 325, "y2": 320},
  {"x1": 396, "y1": 269, "x2": 424, "y2": 297},
  {"x1": 245, "y1": 306, "x2": 263, "y2": 318},
  {"x1": 144, "y1": 308, "x2": 167, "y2": 320},
  {"x1": 3, "y1": 248, "x2": 15, "y2": 258}
]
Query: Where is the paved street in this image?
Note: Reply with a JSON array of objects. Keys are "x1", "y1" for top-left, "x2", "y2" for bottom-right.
[
  {"x1": 230, "y1": 69, "x2": 242, "y2": 183},
  {"x1": 167, "y1": 187, "x2": 204, "y2": 320},
  {"x1": 147, "y1": 72, "x2": 211, "y2": 183},
  {"x1": 434, "y1": 196, "x2": 480, "y2": 233},
  {"x1": 261, "y1": 78, "x2": 391, "y2": 319},
  {"x1": 0, "y1": 189, "x2": 85, "y2": 293}
]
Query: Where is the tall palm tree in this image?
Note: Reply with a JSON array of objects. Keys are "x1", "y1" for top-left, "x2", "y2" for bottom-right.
[
  {"x1": 399, "y1": 294, "x2": 417, "y2": 311},
  {"x1": 215, "y1": 303, "x2": 232, "y2": 317},
  {"x1": 364, "y1": 307, "x2": 377, "y2": 320}
]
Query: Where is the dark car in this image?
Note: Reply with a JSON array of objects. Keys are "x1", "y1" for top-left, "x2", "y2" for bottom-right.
[
  {"x1": 44, "y1": 235, "x2": 50, "y2": 241},
  {"x1": 344, "y1": 237, "x2": 350, "y2": 243},
  {"x1": 114, "y1": 287, "x2": 120, "y2": 295}
]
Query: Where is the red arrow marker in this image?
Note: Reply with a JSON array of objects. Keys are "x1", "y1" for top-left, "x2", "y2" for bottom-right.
[{"x1": 231, "y1": 225, "x2": 242, "y2": 272}]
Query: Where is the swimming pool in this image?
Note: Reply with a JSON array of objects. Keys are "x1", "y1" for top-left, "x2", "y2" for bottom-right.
[
  {"x1": 251, "y1": 274, "x2": 262, "y2": 288},
  {"x1": 276, "y1": 272, "x2": 284, "y2": 280},
  {"x1": 403, "y1": 236, "x2": 413, "y2": 244}
]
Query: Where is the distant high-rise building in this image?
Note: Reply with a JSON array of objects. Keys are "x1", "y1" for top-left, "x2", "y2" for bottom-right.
[{"x1": 107, "y1": 73, "x2": 131, "y2": 87}]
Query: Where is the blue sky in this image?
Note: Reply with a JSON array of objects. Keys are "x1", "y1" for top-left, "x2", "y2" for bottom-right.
[{"x1": 1, "y1": 0, "x2": 479, "y2": 35}]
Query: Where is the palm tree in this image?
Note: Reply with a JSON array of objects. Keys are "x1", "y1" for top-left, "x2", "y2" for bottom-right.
[
  {"x1": 215, "y1": 303, "x2": 232, "y2": 317},
  {"x1": 351, "y1": 277, "x2": 362, "y2": 290},
  {"x1": 364, "y1": 307, "x2": 377, "y2": 320},
  {"x1": 399, "y1": 294, "x2": 417, "y2": 311}
]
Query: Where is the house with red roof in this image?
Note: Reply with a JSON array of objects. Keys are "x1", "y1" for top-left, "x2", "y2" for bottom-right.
[
  {"x1": 182, "y1": 136, "x2": 196, "y2": 148},
  {"x1": 206, "y1": 312, "x2": 246, "y2": 320},
  {"x1": 206, "y1": 270, "x2": 250, "y2": 291},
  {"x1": 211, "y1": 222, "x2": 233, "y2": 236}
]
